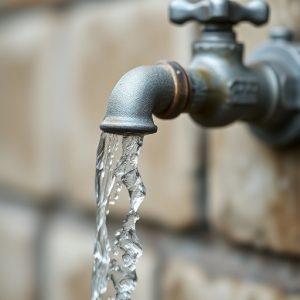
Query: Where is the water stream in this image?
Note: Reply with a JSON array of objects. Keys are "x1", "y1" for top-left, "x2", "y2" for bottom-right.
[{"x1": 91, "y1": 132, "x2": 145, "y2": 300}]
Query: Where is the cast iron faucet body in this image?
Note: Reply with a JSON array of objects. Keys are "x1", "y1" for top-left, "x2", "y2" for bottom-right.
[
  {"x1": 100, "y1": 62, "x2": 189, "y2": 135},
  {"x1": 101, "y1": 0, "x2": 300, "y2": 147}
]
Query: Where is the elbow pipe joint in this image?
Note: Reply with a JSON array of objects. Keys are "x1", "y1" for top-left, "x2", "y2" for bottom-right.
[{"x1": 100, "y1": 61, "x2": 189, "y2": 135}]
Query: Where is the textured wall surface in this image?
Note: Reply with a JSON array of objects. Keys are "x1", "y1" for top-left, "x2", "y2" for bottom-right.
[{"x1": 0, "y1": 0, "x2": 300, "y2": 299}]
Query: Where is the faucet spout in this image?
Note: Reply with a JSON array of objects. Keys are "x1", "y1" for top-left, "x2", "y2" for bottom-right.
[{"x1": 100, "y1": 61, "x2": 190, "y2": 135}]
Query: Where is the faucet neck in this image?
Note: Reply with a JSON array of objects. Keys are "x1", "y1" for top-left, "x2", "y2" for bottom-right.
[
  {"x1": 200, "y1": 24, "x2": 237, "y2": 43},
  {"x1": 193, "y1": 25, "x2": 244, "y2": 63}
]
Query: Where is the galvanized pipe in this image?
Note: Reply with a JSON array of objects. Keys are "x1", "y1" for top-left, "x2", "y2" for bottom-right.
[{"x1": 100, "y1": 61, "x2": 189, "y2": 135}]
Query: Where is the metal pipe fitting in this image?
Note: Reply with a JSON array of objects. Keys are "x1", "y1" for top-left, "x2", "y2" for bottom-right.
[
  {"x1": 100, "y1": 0, "x2": 300, "y2": 146},
  {"x1": 100, "y1": 61, "x2": 189, "y2": 135}
]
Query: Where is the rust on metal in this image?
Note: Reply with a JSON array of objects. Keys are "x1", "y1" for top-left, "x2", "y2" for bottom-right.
[{"x1": 155, "y1": 61, "x2": 190, "y2": 119}]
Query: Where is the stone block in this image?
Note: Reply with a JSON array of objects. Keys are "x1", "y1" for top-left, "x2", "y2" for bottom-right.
[
  {"x1": 0, "y1": 10, "x2": 58, "y2": 200},
  {"x1": 163, "y1": 261, "x2": 300, "y2": 300},
  {"x1": 161, "y1": 237, "x2": 300, "y2": 300},
  {"x1": 0, "y1": 0, "x2": 63, "y2": 9},
  {"x1": 210, "y1": 125, "x2": 300, "y2": 254},
  {"x1": 41, "y1": 214, "x2": 94, "y2": 300},
  {"x1": 0, "y1": 200, "x2": 40, "y2": 300}
]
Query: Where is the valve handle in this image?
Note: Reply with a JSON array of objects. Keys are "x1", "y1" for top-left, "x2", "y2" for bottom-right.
[{"x1": 169, "y1": 0, "x2": 269, "y2": 26}]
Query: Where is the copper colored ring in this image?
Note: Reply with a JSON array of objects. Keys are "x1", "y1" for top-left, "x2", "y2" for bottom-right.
[{"x1": 155, "y1": 61, "x2": 190, "y2": 119}]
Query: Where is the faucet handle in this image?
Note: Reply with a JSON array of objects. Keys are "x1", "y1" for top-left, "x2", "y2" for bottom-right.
[{"x1": 169, "y1": 0, "x2": 269, "y2": 26}]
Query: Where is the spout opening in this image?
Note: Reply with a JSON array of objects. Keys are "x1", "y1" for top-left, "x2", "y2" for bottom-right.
[{"x1": 100, "y1": 117, "x2": 157, "y2": 135}]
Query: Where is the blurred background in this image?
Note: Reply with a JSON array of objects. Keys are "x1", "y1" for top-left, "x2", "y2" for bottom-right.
[{"x1": 0, "y1": 0, "x2": 300, "y2": 299}]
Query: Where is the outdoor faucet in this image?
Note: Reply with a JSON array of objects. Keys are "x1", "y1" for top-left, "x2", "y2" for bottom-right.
[{"x1": 101, "y1": 0, "x2": 300, "y2": 147}]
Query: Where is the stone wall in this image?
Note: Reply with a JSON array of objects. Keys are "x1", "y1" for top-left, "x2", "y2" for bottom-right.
[{"x1": 0, "y1": 0, "x2": 299, "y2": 299}]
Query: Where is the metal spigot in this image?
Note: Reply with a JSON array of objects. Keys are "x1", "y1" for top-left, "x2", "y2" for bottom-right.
[
  {"x1": 100, "y1": 61, "x2": 190, "y2": 135},
  {"x1": 168, "y1": 0, "x2": 271, "y2": 128},
  {"x1": 101, "y1": 0, "x2": 300, "y2": 146}
]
